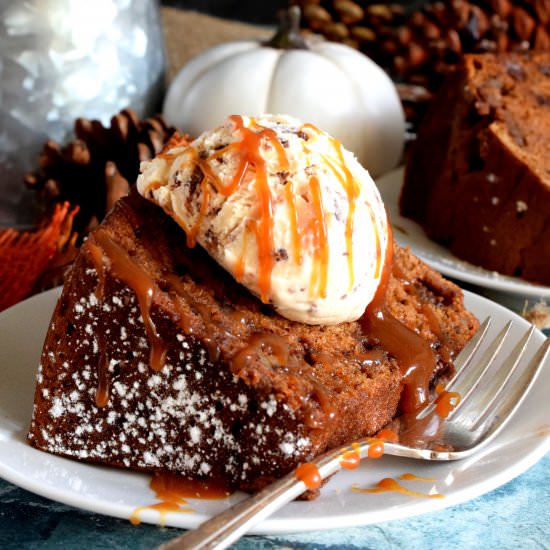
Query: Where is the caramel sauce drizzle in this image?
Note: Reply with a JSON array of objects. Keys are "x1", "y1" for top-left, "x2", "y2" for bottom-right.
[
  {"x1": 87, "y1": 226, "x2": 231, "y2": 405},
  {"x1": 91, "y1": 229, "x2": 167, "y2": 373},
  {"x1": 95, "y1": 352, "x2": 110, "y2": 408},
  {"x1": 339, "y1": 442, "x2": 361, "y2": 470},
  {"x1": 130, "y1": 472, "x2": 231, "y2": 526},
  {"x1": 367, "y1": 438, "x2": 385, "y2": 459},
  {"x1": 88, "y1": 229, "x2": 171, "y2": 407},
  {"x1": 376, "y1": 428, "x2": 399, "y2": 443},
  {"x1": 201, "y1": 115, "x2": 283, "y2": 302},
  {"x1": 295, "y1": 462, "x2": 322, "y2": 490},
  {"x1": 434, "y1": 383, "x2": 461, "y2": 419},
  {"x1": 362, "y1": 307, "x2": 436, "y2": 414},
  {"x1": 399, "y1": 473, "x2": 436, "y2": 482},
  {"x1": 317, "y1": 138, "x2": 360, "y2": 290},
  {"x1": 360, "y1": 230, "x2": 437, "y2": 415},
  {"x1": 353, "y1": 477, "x2": 444, "y2": 499},
  {"x1": 308, "y1": 175, "x2": 329, "y2": 298},
  {"x1": 163, "y1": 116, "x2": 368, "y2": 304}
]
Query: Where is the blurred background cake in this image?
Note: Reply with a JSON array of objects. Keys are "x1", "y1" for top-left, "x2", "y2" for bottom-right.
[{"x1": 400, "y1": 51, "x2": 550, "y2": 286}]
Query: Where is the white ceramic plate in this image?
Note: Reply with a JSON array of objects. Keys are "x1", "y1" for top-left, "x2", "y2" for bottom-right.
[
  {"x1": 377, "y1": 168, "x2": 550, "y2": 299},
  {"x1": 1, "y1": 288, "x2": 549, "y2": 533}
]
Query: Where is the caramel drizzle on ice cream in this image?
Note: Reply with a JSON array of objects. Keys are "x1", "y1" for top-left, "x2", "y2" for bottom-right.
[
  {"x1": 301, "y1": 123, "x2": 362, "y2": 291},
  {"x1": 154, "y1": 115, "x2": 372, "y2": 304}
]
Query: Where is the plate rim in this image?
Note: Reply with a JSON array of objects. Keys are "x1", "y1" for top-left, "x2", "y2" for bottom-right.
[{"x1": 0, "y1": 287, "x2": 549, "y2": 534}]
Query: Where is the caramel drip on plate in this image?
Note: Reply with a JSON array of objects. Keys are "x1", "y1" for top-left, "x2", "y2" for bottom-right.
[
  {"x1": 151, "y1": 472, "x2": 231, "y2": 500},
  {"x1": 399, "y1": 473, "x2": 436, "y2": 482},
  {"x1": 367, "y1": 438, "x2": 385, "y2": 459},
  {"x1": 130, "y1": 473, "x2": 231, "y2": 526},
  {"x1": 353, "y1": 477, "x2": 444, "y2": 499},
  {"x1": 360, "y1": 231, "x2": 437, "y2": 414},
  {"x1": 130, "y1": 501, "x2": 193, "y2": 527}
]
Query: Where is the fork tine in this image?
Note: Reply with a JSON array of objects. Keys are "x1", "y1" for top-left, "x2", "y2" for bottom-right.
[
  {"x1": 470, "y1": 335, "x2": 550, "y2": 436},
  {"x1": 416, "y1": 317, "x2": 491, "y2": 421},
  {"x1": 447, "y1": 320, "x2": 513, "y2": 420},
  {"x1": 452, "y1": 317, "x2": 492, "y2": 374},
  {"x1": 467, "y1": 325, "x2": 536, "y2": 431}
]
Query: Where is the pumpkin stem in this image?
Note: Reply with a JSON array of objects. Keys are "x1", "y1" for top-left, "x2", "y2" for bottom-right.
[{"x1": 264, "y1": 6, "x2": 308, "y2": 50}]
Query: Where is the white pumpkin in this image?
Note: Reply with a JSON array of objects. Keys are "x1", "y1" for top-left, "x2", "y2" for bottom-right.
[{"x1": 163, "y1": 10, "x2": 405, "y2": 177}]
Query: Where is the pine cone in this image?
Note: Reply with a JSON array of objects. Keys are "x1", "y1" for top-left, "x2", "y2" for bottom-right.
[
  {"x1": 25, "y1": 109, "x2": 179, "y2": 235},
  {"x1": 295, "y1": 0, "x2": 550, "y2": 126}
]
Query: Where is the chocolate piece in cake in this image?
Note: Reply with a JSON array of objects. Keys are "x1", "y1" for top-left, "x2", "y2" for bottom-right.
[
  {"x1": 28, "y1": 191, "x2": 478, "y2": 493},
  {"x1": 400, "y1": 52, "x2": 550, "y2": 286}
]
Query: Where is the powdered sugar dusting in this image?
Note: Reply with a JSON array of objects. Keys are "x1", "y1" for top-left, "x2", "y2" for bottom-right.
[{"x1": 28, "y1": 261, "x2": 312, "y2": 485}]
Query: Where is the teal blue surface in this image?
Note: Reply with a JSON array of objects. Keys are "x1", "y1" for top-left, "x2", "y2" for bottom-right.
[{"x1": 1, "y1": 452, "x2": 549, "y2": 549}]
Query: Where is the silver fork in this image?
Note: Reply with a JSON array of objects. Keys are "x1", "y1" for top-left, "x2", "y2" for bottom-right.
[{"x1": 157, "y1": 318, "x2": 550, "y2": 550}]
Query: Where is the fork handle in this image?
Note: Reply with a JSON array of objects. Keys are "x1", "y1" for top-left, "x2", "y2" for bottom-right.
[
  {"x1": 155, "y1": 437, "x2": 426, "y2": 549},
  {"x1": 156, "y1": 471, "x2": 308, "y2": 550},
  {"x1": 155, "y1": 443, "x2": 366, "y2": 550}
]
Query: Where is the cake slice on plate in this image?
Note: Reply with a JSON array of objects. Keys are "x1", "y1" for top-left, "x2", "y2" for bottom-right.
[{"x1": 28, "y1": 115, "x2": 478, "y2": 493}]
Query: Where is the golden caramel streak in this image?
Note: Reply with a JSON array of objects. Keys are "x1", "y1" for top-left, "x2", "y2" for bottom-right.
[
  {"x1": 309, "y1": 175, "x2": 329, "y2": 299},
  {"x1": 367, "y1": 207, "x2": 382, "y2": 279},
  {"x1": 187, "y1": 175, "x2": 210, "y2": 248},
  {"x1": 284, "y1": 180, "x2": 302, "y2": 265},
  {"x1": 323, "y1": 154, "x2": 357, "y2": 290}
]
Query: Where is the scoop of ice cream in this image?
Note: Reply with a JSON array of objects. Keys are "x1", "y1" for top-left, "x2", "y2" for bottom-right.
[{"x1": 137, "y1": 114, "x2": 390, "y2": 325}]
